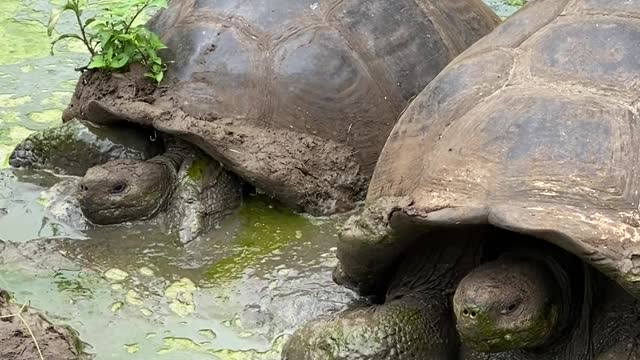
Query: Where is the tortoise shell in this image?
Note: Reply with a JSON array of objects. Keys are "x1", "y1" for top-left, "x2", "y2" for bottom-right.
[
  {"x1": 338, "y1": 0, "x2": 640, "y2": 297},
  {"x1": 148, "y1": 0, "x2": 498, "y2": 172}
]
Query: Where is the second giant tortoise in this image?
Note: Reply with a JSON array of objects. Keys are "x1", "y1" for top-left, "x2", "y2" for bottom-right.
[
  {"x1": 62, "y1": 0, "x2": 499, "y2": 215},
  {"x1": 283, "y1": 0, "x2": 640, "y2": 359}
]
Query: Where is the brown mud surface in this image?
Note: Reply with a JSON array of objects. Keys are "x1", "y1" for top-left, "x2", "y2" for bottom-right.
[
  {"x1": 62, "y1": 67, "x2": 366, "y2": 215},
  {"x1": 0, "y1": 289, "x2": 83, "y2": 360}
]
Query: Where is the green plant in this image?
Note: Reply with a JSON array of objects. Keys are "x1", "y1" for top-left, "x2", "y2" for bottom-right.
[
  {"x1": 505, "y1": 0, "x2": 526, "y2": 6},
  {"x1": 48, "y1": 0, "x2": 168, "y2": 84}
]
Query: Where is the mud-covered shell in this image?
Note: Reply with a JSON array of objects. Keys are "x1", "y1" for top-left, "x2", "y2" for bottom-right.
[
  {"x1": 146, "y1": 0, "x2": 498, "y2": 176},
  {"x1": 338, "y1": 0, "x2": 640, "y2": 298}
]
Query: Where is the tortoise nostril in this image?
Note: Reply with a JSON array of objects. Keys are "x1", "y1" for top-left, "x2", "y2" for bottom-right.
[
  {"x1": 80, "y1": 185, "x2": 88, "y2": 192},
  {"x1": 462, "y1": 308, "x2": 478, "y2": 319}
]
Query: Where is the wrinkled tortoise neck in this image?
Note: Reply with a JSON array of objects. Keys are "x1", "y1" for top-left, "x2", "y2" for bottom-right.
[
  {"x1": 144, "y1": 136, "x2": 194, "y2": 216},
  {"x1": 385, "y1": 229, "x2": 485, "y2": 301},
  {"x1": 148, "y1": 136, "x2": 192, "y2": 174}
]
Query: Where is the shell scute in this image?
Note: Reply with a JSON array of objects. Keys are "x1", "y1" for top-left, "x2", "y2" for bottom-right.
[{"x1": 528, "y1": 19, "x2": 640, "y2": 93}]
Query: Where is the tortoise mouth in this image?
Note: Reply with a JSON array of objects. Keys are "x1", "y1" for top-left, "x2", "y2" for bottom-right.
[
  {"x1": 459, "y1": 327, "x2": 553, "y2": 353},
  {"x1": 80, "y1": 204, "x2": 156, "y2": 224},
  {"x1": 459, "y1": 328, "x2": 537, "y2": 342}
]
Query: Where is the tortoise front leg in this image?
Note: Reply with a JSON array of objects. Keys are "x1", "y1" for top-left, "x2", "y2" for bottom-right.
[{"x1": 282, "y1": 293, "x2": 460, "y2": 360}]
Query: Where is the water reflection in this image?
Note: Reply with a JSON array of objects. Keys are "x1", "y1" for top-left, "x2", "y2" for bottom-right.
[{"x1": 0, "y1": 170, "x2": 357, "y2": 358}]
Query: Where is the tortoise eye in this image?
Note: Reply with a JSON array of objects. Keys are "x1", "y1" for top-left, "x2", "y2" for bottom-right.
[
  {"x1": 505, "y1": 303, "x2": 518, "y2": 313},
  {"x1": 111, "y1": 183, "x2": 127, "y2": 194}
]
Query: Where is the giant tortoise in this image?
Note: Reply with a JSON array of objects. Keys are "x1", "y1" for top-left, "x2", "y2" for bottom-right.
[
  {"x1": 62, "y1": 0, "x2": 499, "y2": 216},
  {"x1": 282, "y1": 0, "x2": 640, "y2": 358},
  {"x1": 8, "y1": 120, "x2": 242, "y2": 243}
]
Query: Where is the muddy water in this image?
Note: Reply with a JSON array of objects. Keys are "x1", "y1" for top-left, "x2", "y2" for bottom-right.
[{"x1": 0, "y1": 1, "x2": 521, "y2": 359}]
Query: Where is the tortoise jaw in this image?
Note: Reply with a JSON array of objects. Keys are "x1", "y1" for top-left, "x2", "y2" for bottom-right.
[
  {"x1": 458, "y1": 329, "x2": 535, "y2": 353},
  {"x1": 80, "y1": 203, "x2": 155, "y2": 225}
]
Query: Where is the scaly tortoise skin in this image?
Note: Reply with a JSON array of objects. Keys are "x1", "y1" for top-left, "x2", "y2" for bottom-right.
[
  {"x1": 9, "y1": 119, "x2": 161, "y2": 176},
  {"x1": 62, "y1": 0, "x2": 499, "y2": 216}
]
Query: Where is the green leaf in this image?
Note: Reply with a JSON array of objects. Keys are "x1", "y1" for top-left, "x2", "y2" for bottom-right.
[
  {"x1": 104, "y1": 46, "x2": 114, "y2": 61},
  {"x1": 47, "y1": 8, "x2": 62, "y2": 37},
  {"x1": 49, "y1": 0, "x2": 168, "y2": 82},
  {"x1": 115, "y1": 32, "x2": 135, "y2": 42},
  {"x1": 84, "y1": 17, "x2": 96, "y2": 27},
  {"x1": 62, "y1": 1, "x2": 78, "y2": 11},
  {"x1": 147, "y1": 32, "x2": 166, "y2": 49},
  {"x1": 89, "y1": 20, "x2": 106, "y2": 32},
  {"x1": 110, "y1": 53, "x2": 130, "y2": 69},
  {"x1": 154, "y1": 71, "x2": 164, "y2": 84},
  {"x1": 87, "y1": 54, "x2": 106, "y2": 69},
  {"x1": 98, "y1": 30, "x2": 114, "y2": 47},
  {"x1": 144, "y1": 70, "x2": 164, "y2": 84}
]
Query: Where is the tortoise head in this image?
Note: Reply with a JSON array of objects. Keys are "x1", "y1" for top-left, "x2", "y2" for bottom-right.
[
  {"x1": 79, "y1": 159, "x2": 173, "y2": 224},
  {"x1": 452, "y1": 256, "x2": 565, "y2": 353}
]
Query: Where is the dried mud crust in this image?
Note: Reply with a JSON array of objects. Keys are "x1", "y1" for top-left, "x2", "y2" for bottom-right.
[
  {"x1": 62, "y1": 64, "x2": 158, "y2": 123},
  {"x1": 63, "y1": 70, "x2": 367, "y2": 215},
  {"x1": 157, "y1": 113, "x2": 367, "y2": 215},
  {"x1": 0, "y1": 290, "x2": 82, "y2": 360}
]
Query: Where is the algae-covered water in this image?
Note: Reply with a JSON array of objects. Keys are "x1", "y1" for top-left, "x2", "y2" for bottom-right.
[{"x1": 0, "y1": 1, "x2": 522, "y2": 359}]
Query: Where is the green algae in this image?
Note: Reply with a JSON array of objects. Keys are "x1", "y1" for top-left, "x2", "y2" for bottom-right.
[
  {"x1": 126, "y1": 289, "x2": 145, "y2": 306},
  {"x1": 53, "y1": 270, "x2": 95, "y2": 300},
  {"x1": 0, "y1": 0, "x2": 106, "y2": 168},
  {"x1": 104, "y1": 268, "x2": 129, "y2": 282},
  {"x1": 28, "y1": 108, "x2": 63, "y2": 123},
  {"x1": 157, "y1": 337, "x2": 204, "y2": 355},
  {"x1": 505, "y1": 0, "x2": 526, "y2": 6},
  {"x1": 0, "y1": 0, "x2": 52, "y2": 65},
  {"x1": 483, "y1": 0, "x2": 523, "y2": 18},
  {"x1": 20, "y1": 65, "x2": 36, "y2": 73},
  {"x1": 0, "y1": 94, "x2": 32, "y2": 107},
  {"x1": 126, "y1": 343, "x2": 141, "y2": 354},
  {"x1": 164, "y1": 278, "x2": 196, "y2": 317},
  {"x1": 158, "y1": 334, "x2": 287, "y2": 359},
  {"x1": 203, "y1": 196, "x2": 312, "y2": 284},
  {"x1": 111, "y1": 301, "x2": 124, "y2": 312},
  {"x1": 140, "y1": 308, "x2": 153, "y2": 316},
  {"x1": 198, "y1": 329, "x2": 217, "y2": 340},
  {"x1": 186, "y1": 157, "x2": 208, "y2": 181},
  {"x1": 139, "y1": 267, "x2": 155, "y2": 277},
  {"x1": 41, "y1": 91, "x2": 72, "y2": 108},
  {"x1": 0, "y1": 110, "x2": 20, "y2": 123}
]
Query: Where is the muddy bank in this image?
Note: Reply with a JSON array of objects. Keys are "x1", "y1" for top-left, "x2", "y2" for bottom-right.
[{"x1": 0, "y1": 288, "x2": 85, "y2": 359}]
